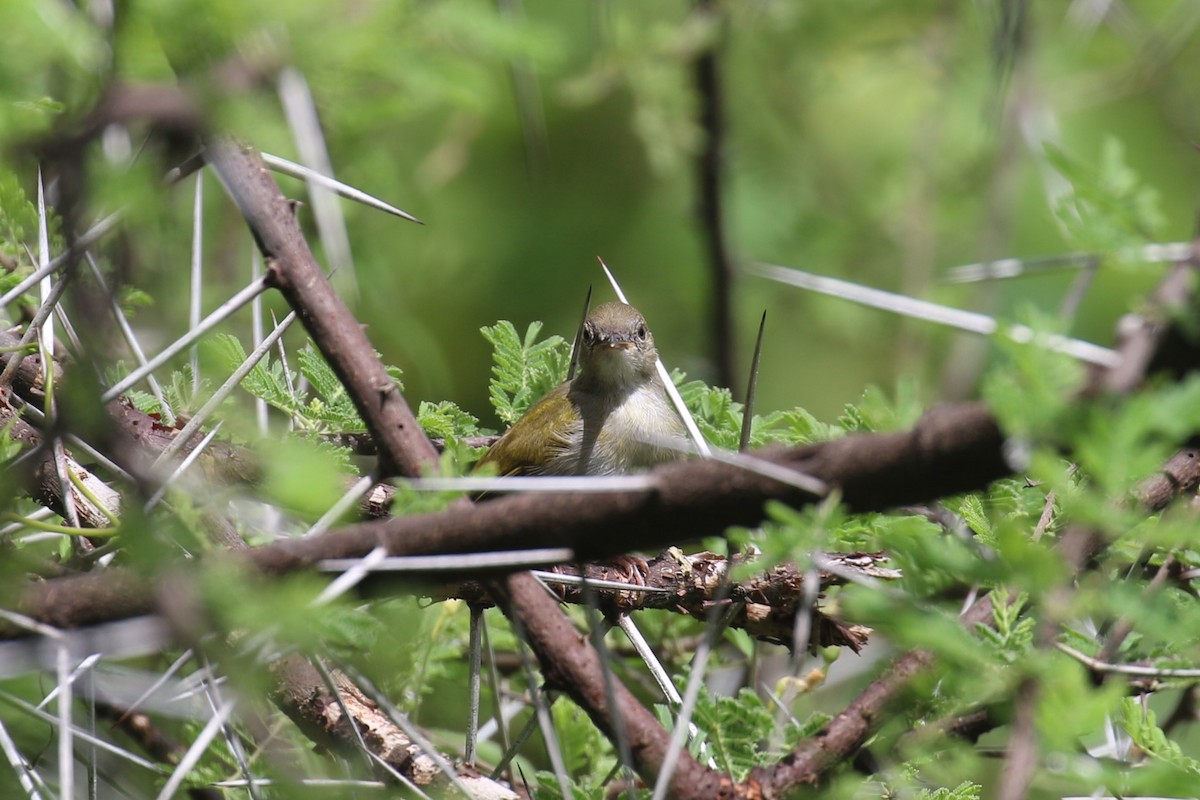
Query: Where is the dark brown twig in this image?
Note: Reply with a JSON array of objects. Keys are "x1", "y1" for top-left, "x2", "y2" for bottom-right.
[
  {"x1": 442, "y1": 549, "x2": 888, "y2": 650},
  {"x1": 501, "y1": 572, "x2": 733, "y2": 798},
  {"x1": 203, "y1": 138, "x2": 439, "y2": 480}
]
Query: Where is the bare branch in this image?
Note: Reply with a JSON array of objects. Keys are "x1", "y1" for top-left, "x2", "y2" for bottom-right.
[{"x1": 203, "y1": 138, "x2": 439, "y2": 479}]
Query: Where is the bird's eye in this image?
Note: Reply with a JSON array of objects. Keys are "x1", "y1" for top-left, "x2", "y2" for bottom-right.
[
  {"x1": 582, "y1": 325, "x2": 596, "y2": 345},
  {"x1": 636, "y1": 324, "x2": 647, "y2": 340}
]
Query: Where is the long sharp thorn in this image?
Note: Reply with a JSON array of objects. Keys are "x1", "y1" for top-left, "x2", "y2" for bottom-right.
[
  {"x1": 490, "y1": 701, "x2": 545, "y2": 779},
  {"x1": 57, "y1": 644, "x2": 73, "y2": 800},
  {"x1": 102, "y1": 276, "x2": 270, "y2": 402},
  {"x1": 152, "y1": 311, "x2": 297, "y2": 465},
  {"x1": 0, "y1": 690, "x2": 165, "y2": 772},
  {"x1": 465, "y1": 608, "x2": 483, "y2": 766},
  {"x1": 568, "y1": 285, "x2": 593, "y2": 381},
  {"x1": 739, "y1": 310, "x2": 766, "y2": 452},
  {"x1": 279, "y1": 68, "x2": 359, "y2": 300},
  {"x1": 481, "y1": 616, "x2": 513, "y2": 783},
  {"x1": 0, "y1": 213, "x2": 120, "y2": 311},
  {"x1": 85, "y1": 253, "x2": 173, "y2": 421},
  {"x1": 579, "y1": 586, "x2": 634, "y2": 797},
  {"x1": 507, "y1": 611, "x2": 571, "y2": 799},
  {"x1": 0, "y1": 720, "x2": 45, "y2": 800},
  {"x1": 260, "y1": 152, "x2": 423, "y2": 224},
  {"x1": 36, "y1": 168, "x2": 54, "y2": 384},
  {"x1": 598, "y1": 257, "x2": 713, "y2": 457},
  {"x1": 309, "y1": 658, "x2": 376, "y2": 772},
  {"x1": 749, "y1": 261, "x2": 1121, "y2": 367},
  {"x1": 155, "y1": 700, "x2": 236, "y2": 800},
  {"x1": 250, "y1": 248, "x2": 269, "y2": 434},
  {"x1": 189, "y1": 173, "x2": 203, "y2": 398},
  {"x1": 340, "y1": 666, "x2": 476, "y2": 798}
]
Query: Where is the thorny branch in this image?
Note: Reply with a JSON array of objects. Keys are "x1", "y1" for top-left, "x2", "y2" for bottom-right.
[
  {"x1": 8, "y1": 77, "x2": 1200, "y2": 799},
  {"x1": 15, "y1": 110, "x2": 510, "y2": 792},
  {"x1": 443, "y1": 549, "x2": 890, "y2": 651},
  {"x1": 203, "y1": 138, "x2": 440, "y2": 479},
  {"x1": 11, "y1": 401, "x2": 1009, "y2": 632}
]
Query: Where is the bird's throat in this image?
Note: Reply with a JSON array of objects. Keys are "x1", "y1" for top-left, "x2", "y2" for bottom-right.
[{"x1": 573, "y1": 348, "x2": 654, "y2": 397}]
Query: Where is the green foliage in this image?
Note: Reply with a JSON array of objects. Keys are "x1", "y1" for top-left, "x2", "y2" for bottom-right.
[
  {"x1": 975, "y1": 589, "x2": 1034, "y2": 664},
  {"x1": 560, "y1": 11, "x2": 716, "y2": 174},
  {"x1": 416, "y1": 398, "x2": 482, "y2": 461},
  {"x1": 0, "y1": 417, "x2": 26, "y2": 463},
  {"x1": 0, "y1": 172, "x2": 38, "y2": 269},
  {"x1": 953, "y1": 494, "x2": 993, "y2": 544},
  {"x1": 730, "y1": 499, "x2": 847, "y2": 576},
  {"x1": 1116, "y1": 698, "x2": 1200, "y2": 778},
  {"x1": 644, "y1": 673, "x2": 827, "y2": 785},
  {"x1": 481, "y1": 320, "x2": 570, "y2": 425},
  {"x1": 676, "y1": 377, "x2": 743, "y2": 449},
  {"x1": 417, "y1": 399, "x2": 481, "y2": 441},
  {"x1": 0, "y1": 171, "x2": 69, "y2": 315},
  {"x1": 5, "y1": 5, "x2": 1200, "y2": 800},
  {"x1": 686, "y1": 685, "x2": 775, "y2": 779},
  {"x1": 549, "y1": 701, "x2": 615, "y2": 787},
  {"x1": 1074, "y1": 376, "x2": 1200, "y2": 498},
  {"x1": 211, "y1": 334, "x2": 402, "y2": 437},
  {"x1": 0, "y1": 0, "x2": 105, "y2": 139},
  {"x1": 768, "y1": 406, "x2": 842, "y2": 445},
  {"x1": 120, "y1": 361, "x2": 207, "y2": 423},
  {"x1": 1046, "y1": 137, "x2": 1166, "y2": 260},
  {"x1": 390, "y1": 599, "x2": 474, "y2": 714},
  {"x1": 674, "y1": 371, "x2": 922, "y2": 450},
  {"x1": 258, "y1": 435, "x2": 355, "y2": 520},
  {"x1": 981, "y1": 310, "x2": 1088, "y2": 442},
  {"x1": 914, "y1": 780, "x2": 981, "y2": 800},
  {"x1": 1032, "y1": 652, "x2": 1126, "y2": 753},
  {"x1": 839, "y1": 379, "x2": 925, "y2": 433},
  {"x1": 200, "y1": 564, "x2": 380, "y2": 655}
]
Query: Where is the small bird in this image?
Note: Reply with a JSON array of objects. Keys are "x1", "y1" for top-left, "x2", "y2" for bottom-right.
[{"x1": 477, "y1": 301, "x2": 686, "y2": 478}]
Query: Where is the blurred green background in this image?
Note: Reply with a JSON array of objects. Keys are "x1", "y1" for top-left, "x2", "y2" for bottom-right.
[{"x1": 4, "y1": 0, "x2": 1199, "y2": 427}]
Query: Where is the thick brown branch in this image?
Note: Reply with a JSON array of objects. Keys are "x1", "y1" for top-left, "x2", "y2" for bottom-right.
[
  {"x1": 443, "y1": 549, "x2": 891, "y2": 650},
  {"x1": 269, "y1": 654, "x2": 515, "y2": 797},
  {"x1": 1093, "y1": 243, "x2": 1200, "y2": 394},
  {"x1": 10, "y1": 402, "x2": 1005, "y2": 632},
  {"x1": 754, "y1": 594, "x2": 997, "y2": 794},
  {"x1": 203, "y1": 138, "x2": 439, "y2": 479},
  {"x1": 747, "y1": 246, "x2": 1200, "y2": 794},
  {"x1": 502, "y1": 572, "x2": 735, "y2": 798}
]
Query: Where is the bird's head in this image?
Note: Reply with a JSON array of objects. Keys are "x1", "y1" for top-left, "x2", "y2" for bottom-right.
[{"x1": 576, "y1": 301, "x2": 659, "y2": 391}]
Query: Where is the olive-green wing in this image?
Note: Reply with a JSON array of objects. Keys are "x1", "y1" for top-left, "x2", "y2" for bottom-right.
[{"x1": 475, "y1": 385, "x2": 578, "y2": 476}]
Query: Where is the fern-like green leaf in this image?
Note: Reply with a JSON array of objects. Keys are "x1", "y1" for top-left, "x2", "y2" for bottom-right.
[
  {"x1": 481, "y1": 320, "x2": 569, "y2": 424},
  {"x1": 1117, "y1": 697, "x2": 1200, "y2": 777}
]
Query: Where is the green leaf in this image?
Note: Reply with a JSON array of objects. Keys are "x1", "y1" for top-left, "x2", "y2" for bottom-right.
[
  {"x1": 677, "y1": 377, "x2": 742, "y2": 448},
  {"x1": 417, "y1": 399, "x2": 481, "y2": 440},
  {"x1": 954, "y1": 494, "x2": 993, "y2": 544},
  {"x1": 661, "y1": 672, "x2": 779, "y2": 781},
  {"x1": 1117, "y1": 697, "x2": 1200, "y2": 775},
  {"x1": 418, "y1": 400, "x2": 486, "y2": 473},
  {"x1": 298, "y1": 345, "x2": 366, "y2": 430},
  {"x1": 258, "y1": 435, "x2": 354, "y2": 521},
  {"x1": 1045, "y1": 137, "x2": 1166, "y2": 261},
  {"x1": 481, "y1": 320, "x2": 570, "y2": 424},
  {"x1": 1075, "y1": 376, "x2": 1200, "y2": 498},
  {"x1": 915, "y1": 781, "x2": 981, "y2": 800},
  {"x1": 773, "y1": 407, "x2": 840, "y2": 444},
  {"x1": 551, "y1": 701, "x2": 614, "y2": 782},
  {"x1": 981, "y1": 308, "x2": 1087, "y2": 441}
]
